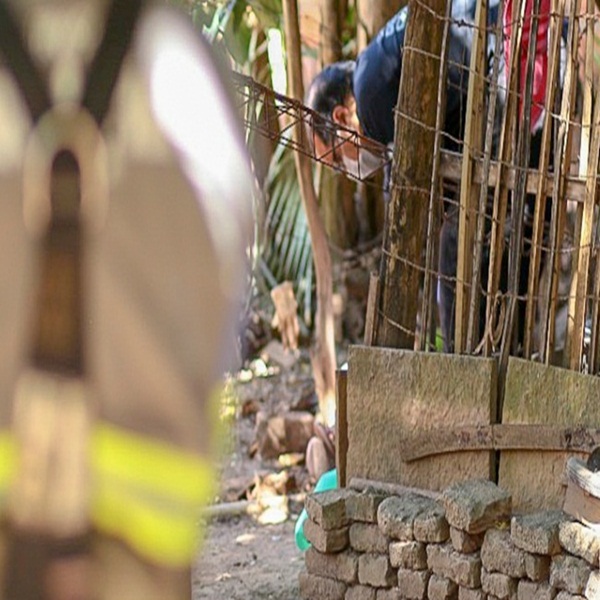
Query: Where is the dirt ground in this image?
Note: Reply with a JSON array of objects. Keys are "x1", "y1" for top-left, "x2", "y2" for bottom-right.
[{"x1": 192, "y1": 357, "x2": 317, "y2": 599}]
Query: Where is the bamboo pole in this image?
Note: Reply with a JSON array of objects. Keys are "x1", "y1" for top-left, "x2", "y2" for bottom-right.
[
  {"x1": 282, "y1": 0, "x2": 337, "y2": 427},
  {"x1": 539, "y1": 0, "x2": 579, "y2": 364},
  {"x1": 455, "y1": 0, "x2": 488, "y2": 354},
  {"x1": 523, "y1": 1, "x2": 564, "y2": 358}
]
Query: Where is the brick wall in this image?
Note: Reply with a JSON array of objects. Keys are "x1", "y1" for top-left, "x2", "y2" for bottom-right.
[{"x1": 299, "y1": 479, "x2": 600, "y2": 599}]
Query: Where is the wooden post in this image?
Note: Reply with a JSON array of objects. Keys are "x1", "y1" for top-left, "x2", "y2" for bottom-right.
[
  {"x1": 455, "y1": 0, "x2": 488, "y2": 354},
  {"x1": 282, "y1": 0, "x2": 337, "y2": 426},
  {"x1": 375, "y1": 0, "x2": 446, "y2": 349}
]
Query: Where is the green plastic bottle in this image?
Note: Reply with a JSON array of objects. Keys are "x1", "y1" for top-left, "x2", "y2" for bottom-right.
[{"x1": 294, "y1": 468, "x2": 338, "y2": 551}]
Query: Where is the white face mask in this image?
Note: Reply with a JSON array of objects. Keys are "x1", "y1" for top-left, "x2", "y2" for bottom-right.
[{"x1": 341, "y1": 147, "x2": 389, "y2": 179}]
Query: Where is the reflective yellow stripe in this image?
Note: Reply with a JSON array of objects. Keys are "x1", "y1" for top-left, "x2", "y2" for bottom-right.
[
  {"x1": 0, "y1": 424, "x2": 215, "y2": 566},
  {"x1": 91, "y1": 424, "x2": 215, "y2": 567},
  {"x1": 0, "y1": 432, "x2": 17, "y2": 498}
]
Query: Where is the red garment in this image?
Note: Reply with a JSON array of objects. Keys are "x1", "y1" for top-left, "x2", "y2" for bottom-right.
[{"x1": 503, "y1": 0, "x2": 551, "y2": 130}]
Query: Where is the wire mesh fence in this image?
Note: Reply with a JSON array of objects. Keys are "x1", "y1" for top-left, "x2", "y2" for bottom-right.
[{"x1": 233, "y1": 0, "x2": 600, "y2": 375}]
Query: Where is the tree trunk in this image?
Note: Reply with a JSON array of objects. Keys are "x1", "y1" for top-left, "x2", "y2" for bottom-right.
[
  {"x1": 375, "y1": 0, "x2": 446, "y2": 349},
  {"x1": 356, "y1": 0, "x2": 404, "y2": 49},
  {"x1": 318, "y1": 0, "x2": 358, "y2": 251},
  {"x1": 283, "y1": 0, "x2": 337, "y2": 427}
]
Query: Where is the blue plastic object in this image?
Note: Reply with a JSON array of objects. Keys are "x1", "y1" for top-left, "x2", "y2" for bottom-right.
[{"x1": 295, "y1": 468, "x2": 338, "y2": 551}]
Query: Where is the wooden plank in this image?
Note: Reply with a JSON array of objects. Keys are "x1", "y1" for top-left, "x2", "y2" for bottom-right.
[
  {"x1": 439, "y1": 149, "x2": 597, "y2": 205},
  {"x1": 454, "y1": 0, "x2": 488, "y2": 353},
  {"x1": 563, "y1": 478, "x2": 600, "y2": 526},
  {"x1": 335, "y1": 368, "x2": 348, "y2": 487},
  {"x1": 565, "y1": 457, "x2": 600, "y2": 498},
  {"x1": 398, "y1": 424, "x2": 600, "y2": 463},
  {"x1": 363, "y1": 272, "x2": 380, "y2": 346},
  {"x1": 523, "y1": 2, "x2": 564, "y2": 357}
]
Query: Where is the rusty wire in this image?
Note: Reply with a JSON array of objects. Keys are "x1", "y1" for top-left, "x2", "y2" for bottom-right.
[{"x1": 232, "y1": 0, "x2": 600, "y2": 372}]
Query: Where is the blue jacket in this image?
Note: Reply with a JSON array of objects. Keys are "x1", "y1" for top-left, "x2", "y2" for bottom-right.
[{"x1": 353, "y1": 0, "x2": 500, "y2": 149}]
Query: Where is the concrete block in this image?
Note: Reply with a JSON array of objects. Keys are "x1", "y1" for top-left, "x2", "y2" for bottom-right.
[
  {"x1": 481, "y1": 568, "x2": 517, "y2": 599},
  {"x1": 299, "y1": 571, "x2": 347, "y2": 600},
  {"x1": 499, "y1": 358, "x2": 600, "y2": 512},
  {"x1": 389, "y1": 541, "x2": 427, "y2": 570},
  {"x1": 480, "y1": 529, "x2": 527, "y2": 578},
  {"x1": 585, "y1": 570, "x2": 600, "y2": 599},
  {"x1": 305, "y1": 547, "x2": 358, "y2": 584},
  {"x1": 377, "y1": 494, "x2": 436, "y2": 541},
  {"x1": 450, "y1": 527, "x2": 485, "y2": 553},
  {"x1": 517, "y1": 580, "x2": 556, "y2": 600},
  {"x1": 442, "y1": 479, "x2": 511, "y2": 534},
  {"x1": 524, "y1": 552, "x2": 550, "y2": 582},
  {"x1": 358, "y1": 553, "x2": 396, "y2": 588},
  {"x1": 550, "y1": 554, "x2": 592, "y2": 595},
  {"x1": 414, "y1": 504, "x2": 449, "y2": 543},
  {"x1": 304, "y1": 518, "x2": 349, "y2": 553},
  {"x1": 427, "y1": 543, "x2": 482, "y2": 588},
  {"x1": 428, "y1": 574, "x2": 459, "y2": 600},
  {"x1": 305, "y1": 489, "x2": 353, "y2": 530},
  {"x1": 559, "y1": 521, "x2": 600, "y2": 566},
  {"x1": 345, "y1": 585, "x2": 377, "y2": 600},
  {"x1": 511, "y1": 511, "x2": 565, "y2": 555},
  {"x1": 396, "y1": 568, "x2": 430, "y2": 599},
  {"x1": 346, "y1": 488, "x2": 388, "y2": 524},
  {"x1": 458, "y1": 587, "x2": 486, "y2": 600},
  {"x1": 346, "y1": 347, "x2": 496, "y2": 490},
  {"x1": 350, "y1": 523, "x2": 389, "y2": 554}
]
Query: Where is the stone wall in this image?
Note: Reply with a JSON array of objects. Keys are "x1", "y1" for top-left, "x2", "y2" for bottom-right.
[{"x1": 299, "y1": 479, "x2": 600, "y2": 599}]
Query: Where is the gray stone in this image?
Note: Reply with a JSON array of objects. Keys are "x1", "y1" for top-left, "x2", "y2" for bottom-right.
[
  {"x1": 480, "y1": 529, "x2": 527, "y2": 578},
  {"x1": 442, "y1": 479, "x2": 511, "y2": 534},
  {"x1": 346, "y1": 348, "x2": 496, "y2": 490},
  {"x1": 450, "y1": 527, "x2": 485, "y2": 553},
  {"x1": 350, "y1": 523, "x2": 389, "y2": 554},
  {"x1": 427, "y1": 543, "x2": 482, "y2": 588},
  {"x1": 458, "y1": 587, "x2": 486, "y2": 600},
  {"x1": 585, "y1": 570, "x2": 600, "y2": 599},
  {"x1": 550, "y1": 554, "x2": 592, "y2": 595},
  {"x1": 511, "y1": 511, "x2": 565, "y2": 555},
  {"x1": 305, "y1": 489, "x2": 353, "y2": 530},
  {"x1": 358, "y1": 553, "x2": 396, "y2": 588},
  {"x1": 414, "y1": 503, "x2": 450, "y2": 543},
  {"x1": 375, "y1": 590, "x2": 402, "y2": 600},
  {"x1": 346, "y1": 488, "x2": 388, "y2": 524},
  {"x1": 559, "y1": 521, "x2": 600, "y2": 566},
  {"x1": 481, "y1": 568, "x2": 517, "y2": 599},
  {"x1": 304, "y1": 518, "x2": 349, "y2": 553},
  {"x1": 299, "y1": 571, "x2": 347, "y2": 600},
  {"x1": 389, "y1": 541, "x2": 427, "y2": 570},
  {"x1": 345, "y1": 585, "x2": 377, "y2": 600},
  {"x1": 396, "y1": 568, "x2": 430, "y2": 599},
  {"x1": 428, "y1": 574, "x2": 458, "y2": 600},
  {"x1": 524, "y1": 552, "x2": 550, "y2": 582},
  {"x1": 305, "y1": 547, "x2": 358, "y2": 584},
  {"x1": 377, "y1": 494, "x2": 436, "y2": 541},
  {"x1": 554, "y1": 593, "x2": 586, "y2": 600},
  {"x1": 517, "y1": 580, "x2": 556, "y2": 600}
]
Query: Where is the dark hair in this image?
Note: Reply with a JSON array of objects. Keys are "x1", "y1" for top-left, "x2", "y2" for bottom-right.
[{"x1": 305, "y1": 60, "x2": 356, "y2": 146}]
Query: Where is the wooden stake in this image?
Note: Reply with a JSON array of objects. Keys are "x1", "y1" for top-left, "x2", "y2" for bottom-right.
[{"x1": 282, "y1": 0, "x2": 337, "y2": 426}]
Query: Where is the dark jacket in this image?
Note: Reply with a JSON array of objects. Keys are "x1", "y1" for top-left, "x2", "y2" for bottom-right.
[{"x1": 353, "y1": 0, "x2": 500, "y2": 149}]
